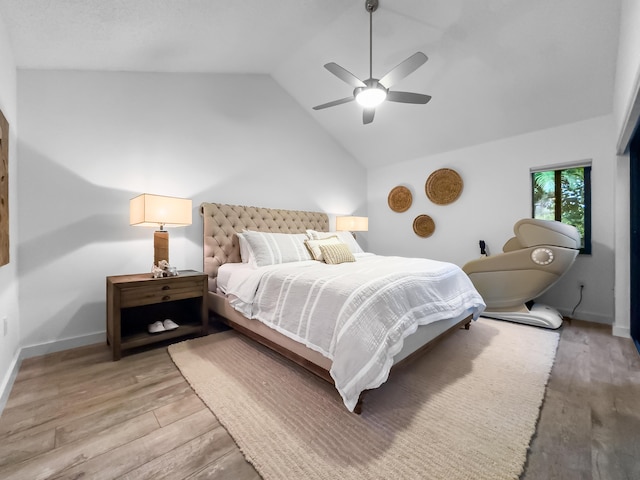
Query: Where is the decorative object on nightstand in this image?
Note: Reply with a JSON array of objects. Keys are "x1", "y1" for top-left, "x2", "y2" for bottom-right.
[
  {"x1": 336, "y1": 216, "x2": 368, "y2": 239},
  {"x1": 106, "y1": 270, "x2": 207, "y2": 360},
  {"x1": 152, "y1": 260, "x2": 179, "y2": 278},
  {"x1": 130, "y1": 193, "x2": 192, "y2": 267}
]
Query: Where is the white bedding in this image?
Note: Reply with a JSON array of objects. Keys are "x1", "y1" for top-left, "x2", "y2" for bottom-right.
[
  {"x1": 221, "y1": 254, "x2": 486, "y2": 411},
  {"x1": 217, "y1": 262, "x2": 256, "y2": 294}
]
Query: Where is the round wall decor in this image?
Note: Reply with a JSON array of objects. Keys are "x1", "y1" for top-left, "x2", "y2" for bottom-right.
[
  {"x1": 388, "y1": 185, "x2": 412, "y2": 212},
  {"x1": 425, "y1": 168, "x2": 463, "y2": 205},
  {"x1": 413, "y1": 214, "x2": 435, "y2": 238}
]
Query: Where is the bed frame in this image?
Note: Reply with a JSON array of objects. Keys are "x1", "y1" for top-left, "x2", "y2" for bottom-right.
[{"x1": 201, "y1": 202, "x2": 471, "y2": 413}]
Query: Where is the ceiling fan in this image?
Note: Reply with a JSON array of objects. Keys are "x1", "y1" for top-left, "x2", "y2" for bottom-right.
[{"x1": 313, "y1": 0, "x2": 431, "y2": 125}]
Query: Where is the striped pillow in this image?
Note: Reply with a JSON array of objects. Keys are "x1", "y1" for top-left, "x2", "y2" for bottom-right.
[
  {"x1": 319, "y1": 243, "x2": 355, "y2": 264},
  {"x1": 239, "y1": 230, "x2": 312, "y2": 267}
]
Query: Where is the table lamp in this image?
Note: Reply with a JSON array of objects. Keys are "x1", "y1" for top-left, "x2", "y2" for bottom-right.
[
  {"x1": 130, "y1": 193, "x2": 192, "y2": 266},
  {"x1": 336, "y1": 216, "x2": 369, "y2": 238}
]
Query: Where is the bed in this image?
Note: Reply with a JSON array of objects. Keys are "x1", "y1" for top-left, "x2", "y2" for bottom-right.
[{"x1": 201, "y1": 202, "x2": 485, "y2": 413}]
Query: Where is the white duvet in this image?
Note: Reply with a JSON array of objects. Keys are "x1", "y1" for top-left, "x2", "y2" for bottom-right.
[{"x1": 223, "y1": 253, "x2": 486, "y2": 411}]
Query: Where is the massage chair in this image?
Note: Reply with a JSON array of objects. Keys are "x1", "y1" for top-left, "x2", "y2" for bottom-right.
[{"x1": 463, "y1": 219, "x2": 581, "y2": 329}]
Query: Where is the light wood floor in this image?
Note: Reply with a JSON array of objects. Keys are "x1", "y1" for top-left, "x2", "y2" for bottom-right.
[{"x1": 0, "y1": 319, "x2": 638, "y2": 479}]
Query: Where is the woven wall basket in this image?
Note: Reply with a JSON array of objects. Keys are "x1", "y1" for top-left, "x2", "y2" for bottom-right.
[
  {"x1": 388, "y1": 185, "x2": 412, "y2": 213},
  {"x1": 425, "y1": 168, "x2": 463, "y2": 205},
  {"x1": 413, "y1": 214, "x2": 435, "y2": 238}
]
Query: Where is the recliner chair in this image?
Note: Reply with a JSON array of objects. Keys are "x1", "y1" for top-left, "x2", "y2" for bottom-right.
[{"x1": 462, "y1": 218, "x2": 581, "y2": 329}]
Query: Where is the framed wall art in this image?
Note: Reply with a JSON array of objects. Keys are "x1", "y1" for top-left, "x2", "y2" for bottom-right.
[{"x1": 0, "y1": 108, "x2": 9, "y2": 266}]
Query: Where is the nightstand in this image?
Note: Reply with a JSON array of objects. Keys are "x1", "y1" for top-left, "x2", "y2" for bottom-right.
[{"x1": 106, "y1": 270, "x2": 208, "y2": 360}]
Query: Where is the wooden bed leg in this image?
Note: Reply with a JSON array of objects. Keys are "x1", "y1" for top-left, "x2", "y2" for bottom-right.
[
  {"x1": 354, "y1": 394, "x2": 364, "y2": 415},
  {"x1": 464, "y1": 321, "x2": 471, "y2": 330}
]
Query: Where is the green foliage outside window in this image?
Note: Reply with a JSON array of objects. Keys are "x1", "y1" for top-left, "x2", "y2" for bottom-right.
[{"x1": 532, "y1": 166, "x2": 591, "y2": 254}]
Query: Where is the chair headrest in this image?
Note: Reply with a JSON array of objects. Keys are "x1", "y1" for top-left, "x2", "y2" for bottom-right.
[{"x1": 514, "y1": 219, "x2": 581, "y2": 249}]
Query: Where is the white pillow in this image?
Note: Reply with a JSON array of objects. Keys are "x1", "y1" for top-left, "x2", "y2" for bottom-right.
[
  {"x1": 239, "y1": 230, "x2": 312, "y2": 267},
  {"x1": 304, "y1": 236, "x2": 343, "y2": 261},
  {"x1": 306, "y1": 230, "x2": 364, "y2": 254},
  {"x1": 237, "y1": 232, "x2": 251, "y2": 264}
]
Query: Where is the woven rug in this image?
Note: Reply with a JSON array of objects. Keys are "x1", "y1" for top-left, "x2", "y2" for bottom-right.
[{"x1": 169, "y1": 318, "x2": 559, "y2": 480}]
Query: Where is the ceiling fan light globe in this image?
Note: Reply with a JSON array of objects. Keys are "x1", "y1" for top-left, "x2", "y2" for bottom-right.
[{"x1": 355, "y1": 87, "x2": 387, "y2": 108}]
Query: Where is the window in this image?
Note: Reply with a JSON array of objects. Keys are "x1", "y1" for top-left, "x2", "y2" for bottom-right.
[{"x1": 531, "y1": 163, "x2": 591, "y2": 254}]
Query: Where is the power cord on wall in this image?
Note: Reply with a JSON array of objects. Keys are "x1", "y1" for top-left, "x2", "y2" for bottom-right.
[{"x1": 570, "y1": 284, "x2": 584, "y2": 319}]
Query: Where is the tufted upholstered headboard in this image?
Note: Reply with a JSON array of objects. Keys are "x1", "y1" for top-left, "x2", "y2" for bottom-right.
[{"x1": 201, "y1": 202, "x2": 329, "y2": 292}]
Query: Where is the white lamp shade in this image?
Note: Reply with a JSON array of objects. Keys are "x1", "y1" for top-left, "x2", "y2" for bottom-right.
[
  {"x1": 336, "y1": 216, "x2": 368, "y2": 232},
  {"x1": 130, "y1": 194, "x2": 192, "y2": 228}
]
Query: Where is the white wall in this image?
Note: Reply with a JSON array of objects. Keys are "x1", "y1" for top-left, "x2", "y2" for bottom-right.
[
  {"x1": 611, "y1": 0, "x2": 640, "y2": 337},
  {"x1": 0, "y1": 14, "x2": 20, "y2": 406},
  {"x1": 613, "y1": 0, "x2": 640, "y2": 146},
  {"x1": 367, "y1": 115, "x2": 616, "y2": 325},
  {"x1": 16, "y1": 69, "x2": 366, "y2": 349}
]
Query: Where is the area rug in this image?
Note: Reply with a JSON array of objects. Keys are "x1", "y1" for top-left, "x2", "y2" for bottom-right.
[{"x1": 169, "y1": 318, "x2": 559, "y2": 480}]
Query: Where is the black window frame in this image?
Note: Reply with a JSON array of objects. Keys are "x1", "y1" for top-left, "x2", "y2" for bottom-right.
[{"x1": 531, "y1": 165, "x2": 592, "y2": 255}]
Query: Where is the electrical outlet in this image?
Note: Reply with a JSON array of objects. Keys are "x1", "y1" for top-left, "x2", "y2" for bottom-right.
[{"x1": 2, "y1": 317, "x2": 7, "y2": 337}]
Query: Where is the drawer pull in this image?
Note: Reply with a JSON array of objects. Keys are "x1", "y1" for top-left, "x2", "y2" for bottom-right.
[
  {"x1": 162, "y1": 295, "x2": 171, "y2": 301},
  {"x1": 162, "y1": 285, "x2": 171, "y2": 290}
]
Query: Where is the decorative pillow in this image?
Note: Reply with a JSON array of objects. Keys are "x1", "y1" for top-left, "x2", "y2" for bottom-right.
[
  {"x1": 307, "y1": 230, "x2": 365, "y2": 254},
  {"x1": 239, "y1": 230, "x2": 312, "y2": 267},
  {"x1": 319, "y1": 243, "x2": 356, "y2": 264},
  {"x1": 304, "y1": 236, "x2": 343, "y2": 261}
]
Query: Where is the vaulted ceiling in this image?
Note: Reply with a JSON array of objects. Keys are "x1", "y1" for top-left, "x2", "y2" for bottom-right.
[{"x1": 0, "y1": 0, "x2": 622, "y2": 168}]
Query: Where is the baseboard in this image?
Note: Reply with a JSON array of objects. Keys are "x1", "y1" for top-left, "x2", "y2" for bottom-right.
[
  {"x1": 0, "y1": 330, "x2": 105, "y2": 416},
  {"x1": 0, "y1": 351, "x2": 22, "y2": 416},
  {"x1": 612, "y1": 325, "x2": 631, "y2": 339},
  {"x1": 558, "y1": 309, "x2": 612, "y2": 326},
  {"x1": 19, "y1": 331, "x2": 105, "y2": 359}
]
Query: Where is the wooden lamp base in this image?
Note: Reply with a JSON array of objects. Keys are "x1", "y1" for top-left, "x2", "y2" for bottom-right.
[{"x1": 154, "y1": 230, "x2": 169, "y2": 266}]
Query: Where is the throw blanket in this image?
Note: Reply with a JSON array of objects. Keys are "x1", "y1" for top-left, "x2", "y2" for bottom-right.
[{"x1": 225, "y1": 254, "x2": 486, "y2": 411}]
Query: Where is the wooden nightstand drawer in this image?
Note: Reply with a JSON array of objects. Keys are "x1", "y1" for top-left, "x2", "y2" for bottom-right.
[{"x1": 120, "y1": 277, "x2": 204, "y2": 308}]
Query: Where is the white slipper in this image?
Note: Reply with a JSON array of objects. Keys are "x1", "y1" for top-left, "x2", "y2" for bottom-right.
[
  {"x1": 148, "y1": 320, "x2": 165, "y2": 334},
  {"x1": 163, "y1": 319, "x2": 179, "y2": 331}
]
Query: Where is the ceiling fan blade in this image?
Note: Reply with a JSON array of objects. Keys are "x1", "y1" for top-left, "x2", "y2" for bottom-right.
[
  {"x1": 313, "y1": 96, "x2": 355, "y2": 110},
  {"x1": 379, "y1": 52, "x2": 428, "y2": 88},
  {"x1": 324, "y1": 63, "x2": 366, "y2": 88},
  {"x1": 386, "y1": 91, "x2": 432, "y2": 104},
  {"x1": 363, "y1": 108, "x2": 375, "y2": 125}
]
